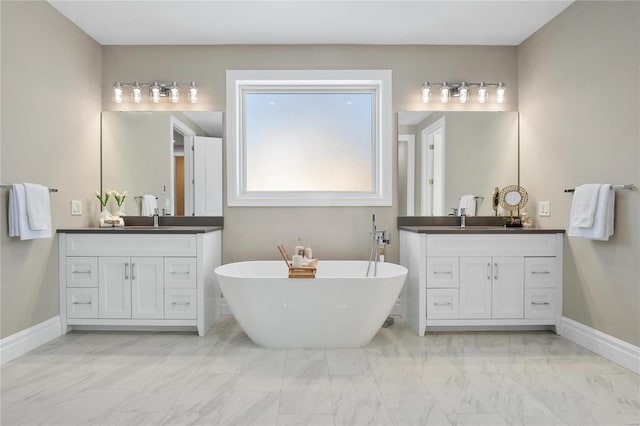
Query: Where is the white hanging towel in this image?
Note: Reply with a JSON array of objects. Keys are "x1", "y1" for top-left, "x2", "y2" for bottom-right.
[
  {"x1": 140, "y1": 194, "x2": 157, "y2": 216},
  {"x1": 568, "y1": 184, "x2": 615, "y2": 240},
  {"x1": 458, "y1": 195, "x2": 477, "y2": 216},
  {"x1": 23, "y1": 183, "x2": 52, "y2": 231},
  {"x1": 569, "y1": 183, "x2": 601, "y2": 228},
  {"x1": 8, "y1": 184, "x2": 52, "y2": 240}
]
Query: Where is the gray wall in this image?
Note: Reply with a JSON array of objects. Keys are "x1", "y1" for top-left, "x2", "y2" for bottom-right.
[
  {"x1": 101, "y1": 45, "x2": 518, "y2": 265},
  {"x1": 1, "y1": 2, "x2": 102, "y2": 338},
  {"x1": 518, "y1": 1, "x2": 640, "y2": 345}
]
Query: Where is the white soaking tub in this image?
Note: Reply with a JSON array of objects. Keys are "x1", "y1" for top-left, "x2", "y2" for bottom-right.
[{"x1": 214, "y1": 260, "x2": 407, "y2": 348}]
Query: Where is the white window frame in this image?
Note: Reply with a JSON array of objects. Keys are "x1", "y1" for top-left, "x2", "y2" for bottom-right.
[{"x1": 226, "y1": 69, "x2": 392, "y2": 206}]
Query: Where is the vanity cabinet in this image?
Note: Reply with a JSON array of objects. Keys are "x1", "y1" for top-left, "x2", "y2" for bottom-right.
[
  {"x1": 58, "y1": 229, "x2": 221, "y2": 336},
  {"x1": 400, "y1": 230, "x2": 563, "y2": 336}
]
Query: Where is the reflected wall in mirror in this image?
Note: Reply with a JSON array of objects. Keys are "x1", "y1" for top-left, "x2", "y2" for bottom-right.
[
  {"x1": 102, "y1": 111, "x2": 223, "y2": 216},
  {"x1": 398, "y1": 111, "x2": 519, "y2": 216}
]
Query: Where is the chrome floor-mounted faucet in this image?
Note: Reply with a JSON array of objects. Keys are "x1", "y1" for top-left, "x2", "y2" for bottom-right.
[{"x1": 366, "y1": 213, "x2": 390, "y2": 277}]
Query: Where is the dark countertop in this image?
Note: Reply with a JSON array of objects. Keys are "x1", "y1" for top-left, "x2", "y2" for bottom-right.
[
  {"x1": 399, "y1": 226, "x2": 565, "y2": 234},
  {"x1": 57, "y1": 226, "x2": 222, "y2": 234}
]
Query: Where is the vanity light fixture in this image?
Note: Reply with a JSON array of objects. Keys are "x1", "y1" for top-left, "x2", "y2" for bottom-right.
[
  {"x1": 421, "y1": 82, "x2": 431, "y2": 103},
  {"x1": 112, "y1": 80, "x2": 198, "y2": 104},
  {"x1": 421, "y1": 80, "x2": 505, "y2": 104}
]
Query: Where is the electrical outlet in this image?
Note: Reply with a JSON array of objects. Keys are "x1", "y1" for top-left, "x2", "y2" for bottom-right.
[
  {"x1": 71, "y1": 200, "x2": 82, "y2": 216},
  {"x1": 538, "y1": 201, "x2": 550, "y2": 217}
]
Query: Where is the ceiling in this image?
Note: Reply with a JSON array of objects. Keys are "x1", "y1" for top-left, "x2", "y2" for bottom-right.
[{"x1": 48, "y1": 1, "x2": 573, "y2": 46}]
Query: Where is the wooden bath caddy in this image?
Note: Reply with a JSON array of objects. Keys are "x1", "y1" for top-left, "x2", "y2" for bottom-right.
[{"x1": 277, "y1": 243, "x2": 317, "y2": 278}]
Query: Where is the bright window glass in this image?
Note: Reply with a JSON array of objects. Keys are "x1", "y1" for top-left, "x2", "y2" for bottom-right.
[{"x1": 244, "y1": 92, "x2": 374, "y2": 192}]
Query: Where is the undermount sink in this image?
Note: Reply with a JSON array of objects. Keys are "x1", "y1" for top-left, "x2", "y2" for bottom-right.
[{"x1": 122, "y1": 225, "x2": 176, "y2": 230}]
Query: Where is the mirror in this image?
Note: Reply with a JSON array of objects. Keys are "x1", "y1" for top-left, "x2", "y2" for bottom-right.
[
  {"x1": 101, "y1": 111, "x2": 223, "y2": 216},
  {"x1": 398, "y1": 111, "x2": 519, "y2": 216}
]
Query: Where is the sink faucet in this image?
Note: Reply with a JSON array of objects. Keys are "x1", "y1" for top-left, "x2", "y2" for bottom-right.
[
  {"x1": 153, "y1": 208, "x2": 159, "y2": 228},
  {"x1": 460, "y1": 208, "x2": 466, "y2": 228}
]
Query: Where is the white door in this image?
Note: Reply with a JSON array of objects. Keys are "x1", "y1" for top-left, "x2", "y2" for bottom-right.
[
  {"x1": 194, "y1": 136, "x2": 223, "y2": 216},
  {"x1": 99, "y1": 257, "x2": 132, "y2": 318},
  {"x1": 491, "y1": 257, "x2": 525, "y2": 319},
  {"x1": 421, "y1": 117, "x2": 446, "y2": 215},
  {"x1": 131, "y1": 257, "x2": 164, "y2": 319},
  {"x1": 459, "y1": 256, "x2": 492, "y2": 319}
]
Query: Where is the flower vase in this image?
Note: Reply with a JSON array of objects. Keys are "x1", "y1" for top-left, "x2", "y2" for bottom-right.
[
  {"x1": 116, "y1": 206, "x2": 125, "y2": 217},
  {"x1": 98, "y1": 208, "x2": 111, "y2": 226}
]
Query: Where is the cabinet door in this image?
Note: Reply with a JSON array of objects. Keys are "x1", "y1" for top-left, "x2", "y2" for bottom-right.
[
  {"x1": 131, "y1": 257, "x2": 164, "y2": 319},
  {"x1": 459, "y1": 257, "x2": 492, "y2": 319},
  {"x1": 99, "y1": 257, "x2": 132, "y2": 318},
  {"x1": 491, "y1": 257, "x2": 524, "y2": 319}
]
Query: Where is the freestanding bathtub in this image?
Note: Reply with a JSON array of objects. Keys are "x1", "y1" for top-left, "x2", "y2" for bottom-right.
[{"x1": 214, "y1": 260, "x2": 407, "y2": 348}]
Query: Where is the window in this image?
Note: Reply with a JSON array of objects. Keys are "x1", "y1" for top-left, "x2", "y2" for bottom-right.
[{"x1": 226, "y1": 70, "x2": 392, "y2": 206}]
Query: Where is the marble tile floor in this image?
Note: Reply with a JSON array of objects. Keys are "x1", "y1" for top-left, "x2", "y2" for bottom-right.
[{"x1": 1, "y1": 316, "x2": 639, "y2": 426}]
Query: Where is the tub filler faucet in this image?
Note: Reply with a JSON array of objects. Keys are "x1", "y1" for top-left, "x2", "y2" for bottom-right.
[{"x1": 366, "y1": 213, "x2": 390, "y2": 278}]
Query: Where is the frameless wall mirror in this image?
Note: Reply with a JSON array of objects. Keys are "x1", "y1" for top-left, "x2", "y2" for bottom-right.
[
  {"x1": 397, "y1": 111, "x2": 519, "y2": 216},
  {"x1": 101, "y1": 111, "x2": 223, "y2": 216}
]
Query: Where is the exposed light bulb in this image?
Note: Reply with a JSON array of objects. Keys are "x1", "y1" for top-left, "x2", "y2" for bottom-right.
[
  {"x1": 132, "y1": 82, "x2": 142, "y2": 103},
  {"x1": 170, "y1": 81, "x2": 179, "y2": 103},
  {"x1": 151, "y1": 81, "x2": 160, "y2": 103},
  {"x1": 459, "y1": 82, "x2": 469, "y2": 104},
  {"x1": 496, "y1": 82, "x2": 505, "y2": 104},
  {"x1": 440, "y1": 82, "x2": 450, "y2": 103},
  {"x1": 422, "y1": 81, "x2": 431, "y2": 103},
  {"x1": 113, "y1": 81, "x2": 123, "y2": 104},
  {"x1": 188, "y1": 81, "x2": 198, "y2": 103},
  {"x1": 477, "y1": 82, "x2": 487, "y2": 104}
]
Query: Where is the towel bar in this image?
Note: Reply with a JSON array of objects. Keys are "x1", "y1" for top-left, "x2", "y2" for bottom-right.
[
  {"x1": 564, "y1": 184, "x2": 636, "y2": 193},
  {"x1": 0, "y1": 184, "x2": 58, "y2": 192}
]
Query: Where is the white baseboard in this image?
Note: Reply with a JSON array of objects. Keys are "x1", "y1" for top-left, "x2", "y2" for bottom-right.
[
  {"x1": 561, "y1": 317, "x2": 640, "y2": 374},
  {"x1": 0, "y1": 316, "x2": 61, "y2": 365}
]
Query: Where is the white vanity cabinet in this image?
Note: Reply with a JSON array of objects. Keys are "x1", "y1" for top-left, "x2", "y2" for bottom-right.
[
  {"x1": 59, "y1": 229, "x2": 221, "y2": 336},
  {"x1": 400, "y1": 230, "x2": 563, "y2": 336}
]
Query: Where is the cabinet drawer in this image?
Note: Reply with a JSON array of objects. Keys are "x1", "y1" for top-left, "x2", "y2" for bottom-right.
[
  {"x1": 65, "y1": 257, "x2": 98, "y2": 287},
  {"x1": 524, "y1": 289, "x2": 556, "y2": 319},
  {"x1": 426, "y1": 257, "x2": 459, "y2": 288},
  {"x1": 164, "y1": 258, "x2": 197, "y2": 289},
  {"x1": 426, "y1": 289, "x2": 459, "y2": 319},
  {"x1": 165, "y1": 289, "x2": 196, "y2": 319},
  {"x1": 525, "y1": 257, "x2": 556, "y2": 288},
  {"x1": 67, "y1": 288, "x2": 99, "y2": 318}
]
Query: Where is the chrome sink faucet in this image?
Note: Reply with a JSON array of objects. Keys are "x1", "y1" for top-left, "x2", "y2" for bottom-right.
[
  {"x1": 460, "y1": 208, "x2": 466, "y2": 228},
  {"x1": 153, "y1": 208, "x2": 159, "y2": 228}
]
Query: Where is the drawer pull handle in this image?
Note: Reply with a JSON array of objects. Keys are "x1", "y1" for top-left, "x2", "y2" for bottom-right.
[
  {"x1": 72, "y1": 301, "x2": 92, "y2": 305},
  {"x1": 125, "y1": 263, "x2": 129, "y2": 280},
  {"x1": 433, "y1": 302, "x2": 452, "y2": 306},
  {"x1": 171, "y1": 302, "x2": 191, "y2": 306},
  {"x1": 132, "y1": 263, "x2": 136, "y2": 280},
  {"x1": 72, "y1": 270, "x2": 92, "y2": 274},
  {"x1": 433, "y1": 271, "x2": 451, "y2": 275},
  {"x1": 531, "y1": 301, "x2": 551, "y2": 305},
  {"x1": 531, "y1": 271, "x2": 551, "y2": 275},
  {"x1": 487, "y1": 263, "x2": 491, "y2": 280},
  {"x1": 170, "y1": 271, "x2": 190, "y2": 275},
  {"x1": 494, "y1": 262, "x2": 499, "y2": 280}
]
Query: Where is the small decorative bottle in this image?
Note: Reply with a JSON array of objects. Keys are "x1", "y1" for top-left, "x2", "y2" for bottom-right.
[{"x1": 295, "y1": 237, "x2": 305, "y2": 257}]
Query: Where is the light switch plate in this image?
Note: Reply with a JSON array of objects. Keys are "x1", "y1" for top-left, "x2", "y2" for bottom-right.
[
  {"x1": 538, "y1": 201, "x2": 550, "y2": 217},
  {"x1": 71, "y1": 200, "x2": 82, "y2": 216}
]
